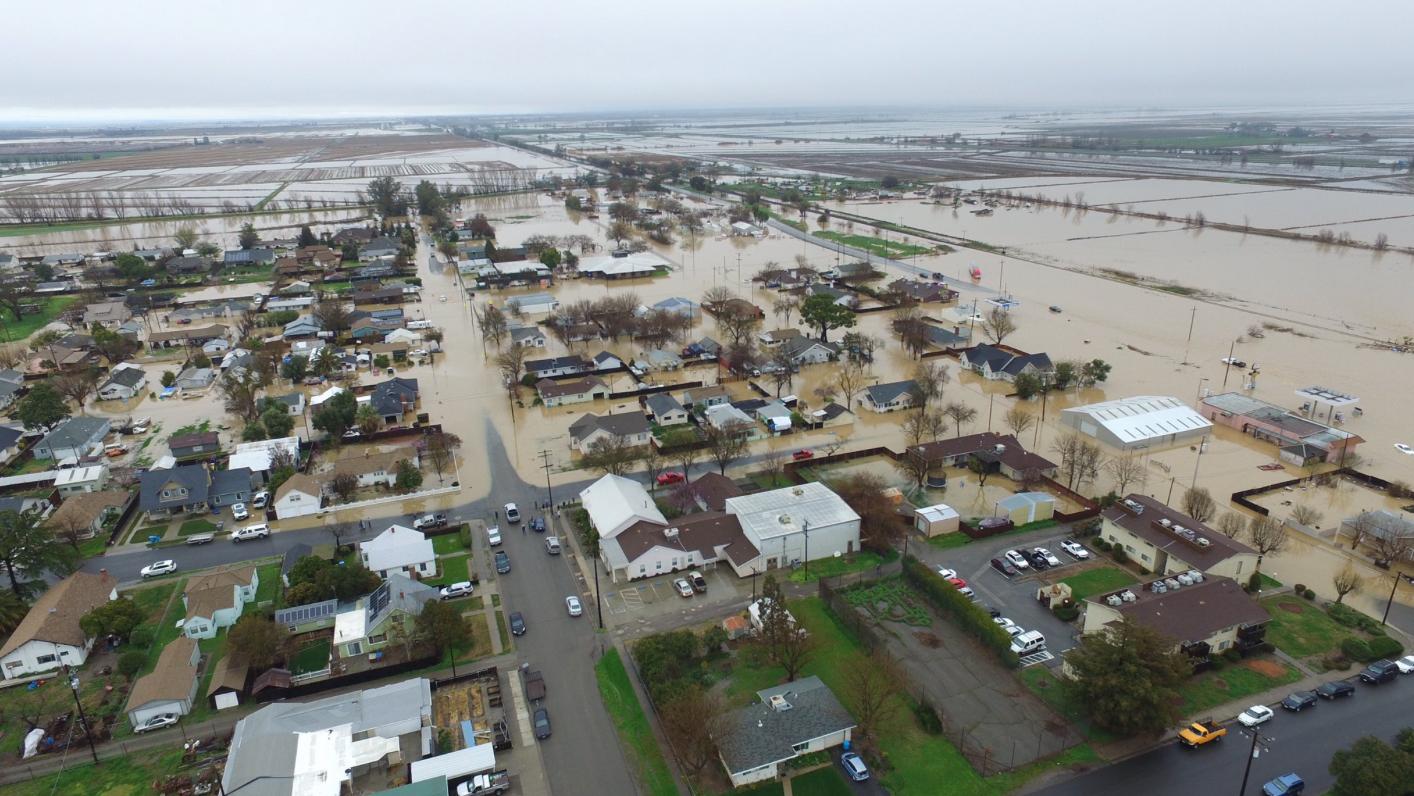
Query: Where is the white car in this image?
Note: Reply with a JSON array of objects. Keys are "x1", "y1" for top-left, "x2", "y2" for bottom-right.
[
  {"x1": 231, "y1": 503, "x2": 249, "y2": 521},
  {"x1": 1004, "y1": 624, "x2": 1025, "y2": 637},
  {"x1": 566, "y1": 596, "x2": 583, "y2": 617},
  {"x1": 134, "y1": 713, "x2": 179, "y2": 733},
  {"x1": 1059, "y1": 540, "x2": 1090, "y2": 560},
  {"x1": 231, "y1": 524, "x2": 269, "y2": 542},
  {"x1": 251, "y1": 490, "x2": 270, "y2": 509},
  {"x1": 140, "y1": 560, "x2": 177, "y2": 578},
  {"x1": 993, "y1": 616, "x2": 1016, "y2": 631},
  {"x1": 674, "y1": 578, "x2": 694, "y2": 598},
  {"x1": 1033, "y1": 547, "x2": 1062, "y2": 567},
  {"x1": 1395, "y1": 655, "x2": 1414, "y2": 674},
  {"x1": 957, "y1": 586, "x2": 976, "y2": 601},
  {"x1": 1237, "y1": 705, "x2": 1274, "y2": 727},
  {"x1": 504, "y1": 503, "x2": 521, "y2": 523},
  {"x1": 1004, "y1": 550, "x2": 1030, "y2": 570},
  {"x1": 1397, "y1": 443, "x2": 1414, "y2": 456},
  {"x1": 936, "y1": 567, "x2": 958, "y2": 580},
  {"x1": 439, "y1": 581, "x2": 474, "y2": 600}
]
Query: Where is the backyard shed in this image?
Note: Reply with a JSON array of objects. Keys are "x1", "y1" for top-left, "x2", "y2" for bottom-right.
[
  {"x1": 914, "y1": 503, "x2": 960, "y2": 537},
  {"x1": 995, "y1": 492, "x2": 1056, "y2": 525}
]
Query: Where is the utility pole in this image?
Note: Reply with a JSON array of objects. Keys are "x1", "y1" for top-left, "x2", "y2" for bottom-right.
[
  {"x1": 62, "y1": 666, "x2": 100, "y2": 766},
  {"x1": 1181, "y1": 305, "x2": 1197, "y2": 365},
  {"x1": 1222, "y1": 339, "x2": 1236, "y2": 389},
  {"x1": 1382, "y1": 572, "x2": 1414, "y2": 625},
  {"x1": 536, "y1": 448, "x2": 554, "y2": 508},
  {"x1": 1236, "y1": 726, "x2": 1271, "y2": 796}
]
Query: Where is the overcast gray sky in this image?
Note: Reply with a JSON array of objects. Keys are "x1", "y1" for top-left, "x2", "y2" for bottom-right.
[{"x1": 6, "y1": 0, "x2": 1412, "y2": 123}]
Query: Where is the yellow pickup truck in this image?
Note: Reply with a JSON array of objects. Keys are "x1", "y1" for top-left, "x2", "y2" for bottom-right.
[{"x1": 1178, "y1": 720, "x2": 1227, "y2": 748}]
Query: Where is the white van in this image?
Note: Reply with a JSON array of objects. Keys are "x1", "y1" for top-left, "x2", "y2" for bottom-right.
[
  {"x1": 1010, "y1": 630, "x2": 1046, "y2": 656},
  {"x1": 487, "y1": 525, "x2": 502, "y2": 546}
]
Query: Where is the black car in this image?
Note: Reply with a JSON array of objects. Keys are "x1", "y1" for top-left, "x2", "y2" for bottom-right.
[
  {"x1": 509, "y1": 611, "x2": 526, "y2": 636},
  {"x1": 1360, "y1": 659, "x2": 1400, "y2": 684},
  {"x1": 1280, "y1": 691, "x2": 1318, "y2": 711},
  {"x1": 1027, "y1": 551, "x2": 1050, "y2": 570},
  {"x1": 533, "y1": 707, "x2": 552, "y2": 739},
  {"x1": 495, "y1": 551, "x2": 511, "y2": 574},
  {"x1": 1316, "y1": 680, "x2": 1355, "y2": 699},
  {"x1": 990, "y1": 557, "x2": 1019, "y2": 577}
]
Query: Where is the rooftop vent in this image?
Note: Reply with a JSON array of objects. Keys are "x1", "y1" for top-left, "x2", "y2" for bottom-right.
[
  {"x1": 663, "y1": 527, "x2": 679, "y2": 539},
  {"x1": 1195, "y1": 537, "x2": 1211, "y2": 548},
  {"x1": 1122, "y1": 499, "x2": 1146, "y2": 515},
  {"x1": 769, "y1": 694, "x2": 792, "y2": 712},
  {"x1": 792, "y1": 487, "x2": 805, "y2": 497}
]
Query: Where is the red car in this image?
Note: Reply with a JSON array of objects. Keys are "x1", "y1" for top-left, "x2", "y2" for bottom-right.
[
  {"x1": 946, "y1": 577, "x2": 969, "y2": 590},
  {"x1": 792, "y1": 449, "x2": 815, "y2": 461},
  {"x1": 656, "y1": 471, "x2": 686, "y2": 486}
]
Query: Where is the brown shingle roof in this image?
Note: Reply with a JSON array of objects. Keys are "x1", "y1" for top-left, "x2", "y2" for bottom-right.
[
  {"x1": 326, "y1": 448, "x2": 413, "y2": 482},
  {"x1": 536, "y1": 377, "x2": 606, "y2": 399},
  {"x1": 1104, "y1": 575, "x2": 1270, "y2": 643},
  {"x1": 1104, "y1": 494, "x2": 1256, "y2": 571},
  {"x1": 126, "y1": 637, "x2": 199, "y2": 709},
  {"x1": 148, "y1": 325, "x2": 227, "y2": 344},
  {"x1": 909, "y1": 432, "x2": 1057, "y2": 473},
  {"x1": 0, "y1": 571, "x2": 116, "y2": 658},
  {"x1": 207, "y1": 652, "x2": 249, "y2": 698},
  {"x1": 614, "y1": 511, "x2": 751, "y2": 565},
  {"x1": 46, "y1": 490, "x2": 129, "y2": 532},
  {"x1": 275, "y1": 472, "x2": 321, "y2": 503},
  {"x1": 184, "y1": 565, "x2": 255, "y2": 621}
]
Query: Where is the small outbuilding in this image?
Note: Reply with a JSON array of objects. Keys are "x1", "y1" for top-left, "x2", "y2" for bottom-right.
[
  {"x1": 914, "y1": 503, "x2": 960, "y2": 537},
  {"x1": 995, "y1": 492, "x2": 1056, "y2": 526}
]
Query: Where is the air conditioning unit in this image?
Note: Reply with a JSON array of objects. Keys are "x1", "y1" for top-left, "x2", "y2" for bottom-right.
[
  {"x1": 1195, "y1": 537, "x2": 1212, "y2": 548},
  {"x1": 663, "y1": 527, "x2": 679, "y2": 539},
  {"x1": 1187, "y1": 570, "x2": 1204, "y2": 583},
  {"x1": 1176, "y1": 573, "x2": 1194, "y2": 586},
  {"x1": 1151, "y1": 581, "x2": 1167, "y2": 594},
  {"x1": 1106, "y1": 593, "x2": 1123, "y2": 607},
  {"x1": 1164, "y1": 578, "x2": 1181, "y2": 591},
  {"x1": 768, "y1": 694, "x2": 792, "y2": 712},
  {"x1": 1159, "y1": 518, "x2": 1172, "y2": 528},
  {"x1": 1120, "y1": 590, "x2": 1137, "y2": 603},
  {"x1": 1123, "y1": 499, "x2": 1145, "y2": 514}
]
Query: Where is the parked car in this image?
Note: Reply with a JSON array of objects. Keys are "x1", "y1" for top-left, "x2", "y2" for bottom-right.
[
  {"x1": 503, "y1": 503, "x2": 521, "y2": 523},
  {"x1": 494, "y1": 551, "x2": 511, "y2": 573},
  {"x1": 1360, "y1": 659, "x2": 1400, "y2": 684},
  {"x1": 1032, "y1": 547, "x2": 1062, "y2": 567},
  {"x1": 134, "y1": 713, "x2": 179, "y2": 734},
  {"x1": 1281, "y1": 691, "x2": 1318, "y2": 711},
  {"x1": 566, "y1": 596, "x2": 583, "y2": 617},
  {"x1": 231, "y1": 503, "x2": 249, "y2": 521},
  {"x1": 656, "y1": 471, "x2": 686, "y2": 486},
  {"x1": 1262, "y1": 773, "x2": 1305, "y2": 796},
  {"x1": 1316, "y1": 680, "x2": 1355, "y2": 699},
  {"x1": 1395, "y1": 655, "x2": 1414, "y2": 674},
  {"x1": 251, "y1": 490, "x2": 269, "y2": 509},
  {"x1": 993, "y1": 617, "x2": 1016, "y2": 631},
  {"x1": 231, "y1": 524, "x2": 269, "y2": 542},
  {"x1": 1026, "y1": 550, "x2": 1051, "y2": 570},
  {"x1": 1004, "y1": 549, "x2": 1030, "y2": 570},
  {"x1": 141, "y1": 560, "x2": 177, "y2": 578},
  {"x1": 509, "y1": 611, "x2": 526, "y2": 636},
  {"x1": 673, "y1": 578, "x2": 694, "y2": 598},
  {"x1": 529, "y1": 517, "x2": 546, "y2": 533},
  {"x1": 413, "y1": 513, "x2": 448, "y2": 530},
  {"x1": 1059, "y1": 539, "x2": 1090, "y2": 559},
  {"x1": 1238, "y1": 705, "x2": 1274, "y2": 727},
  {"x1": 946, "y1": 576, "x2": 969, "y2": 590},
  {"x1": 792, "y1": 449, "x2": 815, "y2": 461},
  {"x1": 957, "y1": 586, "x2": 976, "y2": 600},
  {"x1": 487, "y1": 525, "x2": 503, "y2": 546},
  {"x1": 688, "y1": 571, "x2": 707, "y2": 592},
  {"x1": 936, "y1": 567, "x2": 958, "y2": 580},
  {"x1": 440, "y1": 581, "x2": 474, "y2": 600},
  {"x1": 544, "y1": 536, "x2": 561, "y2": 555},
  {"x1": 989, "y1": 557, "x2": 1019, "y2": 577},
  {"x1": 532, "y1": 707, "x2": 551, "y2": 739},
  {"x1": 341, "y1": 429, "x2": 362, "y2": 441},
  {"x1": 839, "y1": 751, "x2": 870, "y2": 782}
]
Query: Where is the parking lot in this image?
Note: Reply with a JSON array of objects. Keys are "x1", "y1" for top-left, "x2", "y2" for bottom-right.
[
  {"x1": 920, "y1": 526, "x2": 1095, "y2": 660},
  {"x1": 601, "y1": 564, "x2": 751, "y2": 626}
]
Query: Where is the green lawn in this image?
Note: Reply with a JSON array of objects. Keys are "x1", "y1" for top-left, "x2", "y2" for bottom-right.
[
  {"x1": 788, "y1": 549, "x2": 896, "y2": 584},
  {"x1": 0, "y1": 747, "x2": 187, "y2": 796},
  {"x1": 432, "y1": 533, "x2": 468, "y2": 555},
  {"x1": 1019, "y1": 667, "x2": 1118, "y2": 744},
  {"x1": 452, "y1": 614, "x2": 494, "y2": 665},
  {"x1": 927, "y1": 532, "x2": 974, "y2": 550},
  {"x1": 136, "y1": 578, "x2": 187, "y2": 676},
  {"x1": 1258, "y1": 573, "x2": 1283, "y2": 589},
  {"x1": 1261, "y1": 596, "x2": 1357, "y2": 659},
  {"x1": 734, "y1": 782, "x2": 785, "y2": 796},
  {"x1": 1177, "y1": 659, "x2": 1302, "y2": 714},
  {"x1": 254, "y1": 562, "x2": 281, "y2": 606},
  {"x1": 427, "y1": 554, "x2": 470, "y2": 586},
  {"x1": 813, "y1": 230, "x2": 933, "y2": 259},
  {"x1": 290, "y1": 638, "x2": 332, "y2": 675},
  {"x1": 1059, "y1": 567, "x2": 1137, "y2": 601},
  {"x1": 178, "y1": 518, "x2": 218, "y2": 536},
  {"x1": 595, "y1": 649, "x2": 677, "y2": 796},
  {"x1": 789, "y1": 766, "x2": 853, "y2": 796},
  {"x1": 79, "y1": 535, "x2": 109, "y2": 558},
  {"x1": 494, "y1": 610, "x2": 510, "y2": 651},
  {"x1": 0, "y1": 296, "x2": 79, "y2": 343}
]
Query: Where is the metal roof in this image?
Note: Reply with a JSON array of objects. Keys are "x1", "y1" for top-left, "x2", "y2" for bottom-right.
[
  {"x1": 725, "y1": 482, "x2": 859, "y2": 543},
  {"x1": 1062, "y1": 395, "x2": 1211, "y2": 444}
]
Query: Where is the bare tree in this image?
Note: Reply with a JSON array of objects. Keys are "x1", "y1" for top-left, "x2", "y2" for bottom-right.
[
  {"x1": 1346, "y1": 510, "x2": 1379, "y2": 551},
  {"x1": 658, "y1": 685, "x2": 730, "y2": 775},
  {"x1": 912, "y1": 361, "x2": 950, "y2": 409},
  {"x1": 418, "y1": 431, "x2": 463, "y2": 479},
  {"x1": 758, "y1": 575, "x2": 815, "y2": 680},
  {"x1": 1181, "y1": 487, "x2": 1217, "y2": 524},
  {"x1": 894, "y1": 447, "x2": 933, "y2": 490},
  {"x1": 942, "y1": 401, "x2": 978, "y2": 438},
  {"x1": 757, "y1": 448, "x2": 787, "y2": 488},
  {"x1": 844, "y1": 650, "x2": 905, "y2": 746},
  {"x1": 331, "y1": 473, "x2": 359, "y2": 503},
  {"x1": 1004, "y1": 405, "x2": 1034, "y2": 438},
  {"x1": 1332, "y1": 563, "x2": 1364, "y2": 604},
  {"x1": 1215, "y1": 512, "x2": 1246, "y2": 539},
  {"x1": 1105, "y1": 454, "x2": 1147, "y2": 495},
  {"x1": 0, "y1": 344, "x2": 23, "y2": 370},
  {"x1": 772, "y1": 296, "x2": 800, "y2": 326},
  {"x1": 835, "y1": 360, "x2": 868, "y2": 410},
  {"x1": 1051, "y1": 433, "x2": 1102, "y2": 492},
  {"x1": 981, "y1": 306, "x2": 1017, "y2": 344},
  {"x1": 55, "y1": 371, "x2": 99, "y2": 414},
  {"x1": 704, "y1": 420, "x2": 752, "y2": 475},
  {"x1": 1290, "y1": 504, "x2": 1323, "y2": 527},
  {"x1": 701, "y1": 286, "x2": 737, "y2": 312},
  {"x1": 639, "y1": 443, "x2": 667, "y2": 491},
  {"x1": 1367, "y1": 527, "x2": 1412, "y2": 568},
  {"x1": 1247, "y1": 516, "x2": 1288, "y2": 570},
  {"x1": 582, "y1": 435, "x2": 640, "y2": 476},
  {"x1": 494, "y1": 345, "x2": 528, "y2": 389},
  {"x1": 714, "y1": 304, "x2": 761, "y2": 349},
  {"x1": 902, "y1": 410, "x2": 948, "y2": 449},
  {"x1": 476, "y1": 303, "x2": 509, "y2": 348},
  {"x1": 313, "y1": 299, "x2": 353, "y2": 338}
]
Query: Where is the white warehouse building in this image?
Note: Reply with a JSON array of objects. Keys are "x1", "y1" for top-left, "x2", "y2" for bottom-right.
[{"x1": 1060, "y1": 395, "x2": 1212, "y2": 451}]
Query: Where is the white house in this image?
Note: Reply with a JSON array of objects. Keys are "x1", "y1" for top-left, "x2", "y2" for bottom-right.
[
  {"x1": 97, "y1": 364, "x2": 147, "y2": 401},
  {"x1": 126, "y1": 637, "x2": 201, "y2": 728},
  {"x1": 645, "y1": 392, "x2": 689, "y2": 426},
  {"x1": 0, "y1": 571, "x2": 117, "y2": 682},
  {"x1": 716, "y1": 677, "x2": 856, "y2": 788},
  {"x1": 327, "y1": 448, "x2": 418, "y2": 490},
  {"x1": 182, "y1": 566, "x2": 259, "y2": 640},
  {"x1": 568, "y1": 412, "x2": 652, "y2": 454},
  {"x1": 54, "y1": 464, "x2": 109, "y2": 495},
  {"x1": 723, "y1": 482, "x2": 862, "y2": 575},
  {"x1": 862, "y1": 380, "x2": 921, "y2": 413},
  {"x1": 360, "y1": 525, "x2": 436, "y2": 579},
  {"x1": 227, "y1": 435, "x2": 301, "y2": 483},
  {"x1": 273, "y1": 473, "x2": 322, "y2": 520}
]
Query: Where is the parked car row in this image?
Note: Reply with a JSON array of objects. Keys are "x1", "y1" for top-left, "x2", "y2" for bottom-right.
[{"x1": 673, "y1": 571, "x2": 708, "y2": 598}]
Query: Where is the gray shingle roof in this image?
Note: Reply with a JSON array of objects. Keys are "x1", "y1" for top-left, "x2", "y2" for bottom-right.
[
  {"x1": 39, "y1": 416, "x2": 109, "y2": 452},
  {"x1": 717, "y1": 676, "x2": 856, "y2": 775},
  {"x1": 645, "y1": 393, "x2": 683, "y2": 417},
  {"x1": 211, "y1": 468, "x2": 252, "y2": 500},
  {"x1": 865, "y1": 380, "x2": 920, "y2": 406},
  {"x1": 139, "y1": 464, "x2": 210, "y2": 511}
]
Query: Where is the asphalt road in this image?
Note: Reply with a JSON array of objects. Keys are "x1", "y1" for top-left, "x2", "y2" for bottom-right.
[{"x1": 1035, "y1": 676, "x2": 1414, "y2": 796}]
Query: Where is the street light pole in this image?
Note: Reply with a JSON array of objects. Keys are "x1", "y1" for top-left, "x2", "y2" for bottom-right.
[
  {"x1": 1382, "y1": 572, "x2": 1414, "y2": 625},
  {"x1": 1236, "y1": 726, "x2": 1270, "y2": 796},
  {"x1": 63, "y1": 667, "x2": 100, "y2": 766}
]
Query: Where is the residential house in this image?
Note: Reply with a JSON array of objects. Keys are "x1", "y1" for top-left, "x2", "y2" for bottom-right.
[
  {"x1": 175, "y1": 366, "x2": 215, "y2": 392},
  {"x1": 682, "y1": 384, "x2": 731, "y2": 409},
  {"x1": 637, "y1": 348, "x2": 682, "y2": 371},
  {"x1": 996, "y1": 492, "x2": 1057, "y2": 525},
  {"x1": 754, "y1": 400, "x2": 793, "y2": 432},
  {"x1": 358, "y1": 237, "x2": 402, "y2": 262},
  {"x1": 510, "y1": 326, "x2": 547, "y2": 348},
  {"x1": 280, "y1": 544, "x2": 314, "y2": 588},
  {"x1": 650, "y1": 296, "x2": 698, "y2": 318},
  {"x1": 359, "y1": 525, "x2": 436, "y2": 579},
  {"x1": 331, "y1": 226, "x2": 377, "y2": 246},
  {"x1": 908, "y1": 432, "x2": 1058, "y2": 480},
  {"x1": 282, "y1": 314, "x2": 324, "y2": 340},
  {"x1": 147, "y1": 324, "x2": 228, "y2": 349},
  {"x1": 97, "y1": 365, "x2": 147, "y2": 401},
  {"x1": 1061, "y1": 395, "x2": 1213, "y2": 452},
  {"x1": 166, "y1": 256, "x2": 211, "y2": 275},
  {"x1": 0, "y1": 425, "x2": 23, "y2": 467},
  {"x1": 703, "y1": 402, "x2": 759, "y2": 435},
  {"x1": 272, "y1": 392, "x2": 305, "y2": 416},
  {"x1": 273, "y1": 473, "x2": 322, "y2": 520},
  {"x1": 862, "y1": 380, "x2": 922, "y2": 413},
  {"x1": 1101, "y1": 494, "x2": 1260, "y2": 580},
  {"x1": 716, "y1": 677, "x2": 857, "y2": 788},
  {"x1": 367, "y1": 377, "x2": 419, "y2": 425},
  {"x1": 332, "y1": 575, "x2": 438, "y2": 660},
  {"x1": 712, "y1": 297, "x2": 765, "y2": 320},
  {"x1": 924, "y1": 324, "x2": 972, "y2": 348},
  {"x1": 383, "y1": 328, "x2": 420, "y2": 346},
  {"x1": 592, "y1": 351, "x2": 623, "y2": 370},
  {"x1": 806, "y1": 283, "x2": 856, "y2": 308},
  {"x1": 730, "y1": 221, "x2": 762, "y2": 237},
  {"x1": 505, "y1": 293, "x2": 560, "y2": 315},
  {"x1": 46, "y1": 489, "x2": 128, "y2": 537},
  {"x1": 139, "y1": 464, "x2": 211, "y2": 516},
  {"x1": 83, "y1": 300, "x2": 132, "y2": 329},
  {"x1": 722, "y1": 481, "x2": 861, "y2": 575},
  {"x1": 327, "y1": 448, "x2": 418, "y2": 490},
  {"x1": 960, "y1": 344, "x2": 1055, "y2": 383},
  {"x1": 525, "y1": 355, "x2": 591, "y2": 379},
  {"x1": 667, "y1": 472, "x2": 745, "y2": 514},
  {"x1": 569, "y1": 412, "x2": 652, "y2": 454},
  {"x1": 222, "y1": 679, "x2": 433, "y2": 796},
  {"x1": 54, "y1": 464, "x2": 109, "y2": 495},
  {"x1": 223, "y1": 248, "x2": 276, "y2": 267},
  {"x1": 209, "y1": 468, "x2": 253, "y2": 510},
  {"x1": 888, "y1": 278, "x2": 959, "y2": 304},
  {"x1": 169, "y1": 431, "x2": 221, "y2": 459},
  {"x1": 263, "y1": 296, "x2": 315, "y2": 313},
  {"x1": 0, "y1": 369, "x2": 24, "y2": 410},
  {"x1": 1080, "y1": 575, "x2": 1270, "y2": 666},
  {"x1": 33, "y1": 416, "x2": 110, "y2": 460},
  {"x1": 804, "y1": 402, "x2": 853, "y2": 430},
  {"x1": 645, "y1": 392, "x2": 688, "y2": 426},
  {"x1": 576, "y1": 251, "x2": 668, "y2": 279},
  {"x1": 778, "y1": 336, "x2": 839, "y2": 366},
  {"x1": 537, "y1": 376, "x2": 609, "y2": 407},
  {"x1": 126, "y1": 637, "x2": 201, "y2": 728},
  {"x1": 183, "y1": 566, "x2": 258, "y2": 639},
  {"x1": 1200, "y1": 392, "x2": 1363, "y2": 465},
  {"x1": 757, "y1": 328, "x2": 802, "y2": 347},
  {"x1": 0, "y1": 571, "x2": 117, "y2": 682}
]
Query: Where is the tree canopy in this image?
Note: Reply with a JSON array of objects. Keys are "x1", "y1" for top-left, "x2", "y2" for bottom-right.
[
  {"x1": 800, "y1": 293, "x2": 856, "y2": 342},
  {"x1": 15, "y1": 382, "x2": 70, "y2": 431},
  {"x1": 1328, "y1": 730, "x2": 1414, "y2": 796},
  {"x1": 1065, "y1": 617, "x2": 1191, "y2": 736},
  {"x1": 284, "y1": 555, "x2": 381, "y2": 605},
  {"x1": 0, "y1": 510, "x2": 76, "y2": 597}
]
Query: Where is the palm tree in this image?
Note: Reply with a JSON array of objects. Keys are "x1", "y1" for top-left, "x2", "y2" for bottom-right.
[{"x1": 0, "y1": 589, "x2": 27, "y2": 635}]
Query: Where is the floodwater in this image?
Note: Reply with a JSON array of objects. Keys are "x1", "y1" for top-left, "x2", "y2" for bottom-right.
[{"x1": 1, "y1": 207, "x2": 372, "y2": 256}]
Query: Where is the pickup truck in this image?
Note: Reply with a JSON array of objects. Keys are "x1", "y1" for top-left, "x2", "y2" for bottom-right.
[
  {"x1": 1177, "y1": 720, "x2": 1226, "y2": 748},
  {"x1": 456, "y1": 770, "x2": 512, "y2": 795},
  {"x1": 522, "y1": 669, "x2": 546, "y2": 702}
]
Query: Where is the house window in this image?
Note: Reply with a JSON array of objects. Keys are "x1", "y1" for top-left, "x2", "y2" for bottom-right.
[
  {"x1": 368, "y1": 634, "x2": 387, "y2": 645},
  {"x1": 1140, "y1": 553, "x2": 1151, "y2": 563},
  {"x1": 347, "y1": 642, "x2": 363, "y2": 655},
  {"x1": 1218, "y1": 640, "x2": 1230, "y2": 651},
  {"x1": 791, "y1": 742, "x2": 808, "y2": 753},
  {"x1": 655, "y1": 561, "x2": 663, "y2": 571},
  {"x1": 638, "y1": 565, "x2": 647, "y2": 575},
  {"x1": 35, "y1": 654, "x2": 56, "y2": 665}
]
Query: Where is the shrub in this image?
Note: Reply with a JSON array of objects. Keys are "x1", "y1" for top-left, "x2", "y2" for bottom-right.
[
  {"x1": 1247, "y1": 572, "x2": 1263, "y2": 592},
  {"x1": 1208, "y1": 657, "x2": 1225, "y2": 671},
  {"x1": 1111, "y1": 548, "x2": 1128, "y2": 564},
  {"x1": 1328, "y1": 603, "x2": 1379, "y2": 632},
  {"x1": 128, "y1": 625, "x2": 156, "y2": 647},
  {"x1": 1341, "y1": 637, "x2": 1373, "y2": 663},
  {"x1": 117, "y1": 650, "x2": 147, "y2": 679},
  {"x1": 904, "y1": 556, "x2": 1019, "y2": 667},
  {"x1": 1052, "y1": 603, "x2": 1080, "y2": 622},
  {"x1": 1322, "y1": 652, "x2": 1352, "y2": 671},
  {"x1": 1223, "y1": 648, "x2": 1242, "y2": 663},
  {"x1": 912, "y1": 698, "x2": 943, "y2": 734},
  {"x1": 1136, "y1": 566, "x2": 1149, "y2": 576},
  {"x1": 1259, "y1": 641, "x2": 1276, "y2": 654},
  {"x1": 1368, "y1": 635, "x2": 1405, "y2": 659},
  {"x1": 1293, "y1": 583, "x2": 1306, "y2": 593},
  {"x1": 1303, "y1": 589, "x2": 1316, "y2": 600}
]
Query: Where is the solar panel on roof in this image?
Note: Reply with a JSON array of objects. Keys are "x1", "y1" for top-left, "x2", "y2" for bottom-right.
[{"x1": 274, "y1": 598, "x2": 338, "y2": 625}]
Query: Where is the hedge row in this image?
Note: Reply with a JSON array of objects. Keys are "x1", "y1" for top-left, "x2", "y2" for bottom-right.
[{"x1": 903, "y1": 555, "x2": 1020, "y2": 668}]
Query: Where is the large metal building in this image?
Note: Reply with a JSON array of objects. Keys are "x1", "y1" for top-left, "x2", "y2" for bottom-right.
[{"x1": 1060, "y1": 395, "x2": 1212, "y2": 451}]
